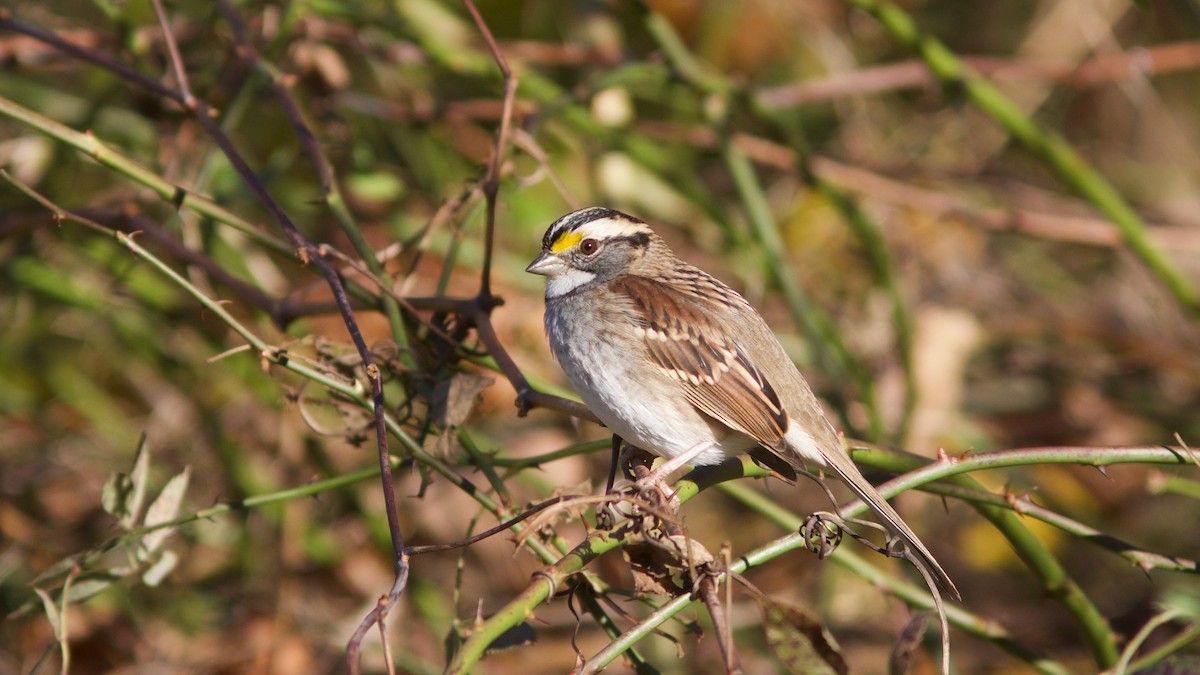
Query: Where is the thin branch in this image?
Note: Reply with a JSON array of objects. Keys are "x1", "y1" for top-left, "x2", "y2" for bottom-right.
[
  {"x1": 463, "y1": 296, "x2": 599, "y2": 422},
  {"x1": 697, "y1": 572, "x2": 742, "y2": 674},
  {"x1": 148, "y1": 0, "x2": 193, "y2": 104},
  {"x1": 626, "y1": 122, "x2": 1193, "y2": 249},
  {"x1": 847, "y1": 0, "x2": 1200, "y2": 320},
  {"x1": 921, "y1": 481, "x2": 1199, "y2": 574},
  {"x1": 461, "y1": 0, "x2": 518, "y2": 300},
  {"x1": 405, "y1": 495, "x2": 583, "y2": 555},
  {"x1": 0, "y1": 12, "x2": 182, "y2": 103},
  {"x1": 0, "y1": 94, "x2": 289, "y2": 253},
  {"x1": 130, "y1": 7, "x2": 409, "y2": 669},
  {"x1": 754, "y1": 42, "x2": 1200, "y2": 109},
  {"x1": 214, "y1": 0, "x2": 413, "y2": 357},
  {"x1": 346, "y1": 563, "x2": 410, "y2": 671}
]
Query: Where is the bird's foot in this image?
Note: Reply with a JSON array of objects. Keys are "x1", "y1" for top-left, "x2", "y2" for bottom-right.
[{"x1": 629, "y1": 441, "x2": 714, "y2": 512}]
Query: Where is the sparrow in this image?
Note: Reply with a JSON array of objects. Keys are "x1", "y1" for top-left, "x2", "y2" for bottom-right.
[{"x1": 526, "y1": 207, "x2": 956, "y2": 597}]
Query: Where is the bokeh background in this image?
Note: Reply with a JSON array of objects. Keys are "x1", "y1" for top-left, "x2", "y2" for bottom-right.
[{"x1": 2, "y1": 0, "x2": 1200, "y2": 673}]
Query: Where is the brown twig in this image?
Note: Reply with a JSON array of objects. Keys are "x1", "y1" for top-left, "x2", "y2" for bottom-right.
[
  {"x1": 697, "y1": 571, "x2": 743, "y2": 675},
  {"x1": 149, "y1": 1, "x2": 192, "y2": 105},
  {"x1": 0, "y1": 12, "x2": 181, "y2": 103},
  {"x1": 463, "y1": 296, "x2": 599, "y2": 422},
  {"x1": 138, "y1": 7, "x2": 410, "y2": 666},
  {"x1": 6, "y1": 7, "x2": 606, "y2": 668},
  {"x1": 445, "y1": 0, "x2": 597, "y2": 424},
  {"x1": 156, "y1": 0, "x2": 402, "y2": 552},
  {"x1": 335, "y1": 91, "x2": 538, "y2": 125},
  {"x1": 461, "y1": 0, "x2": 518, "y2": 301},
  {"x1": 346, "y1": 562, "x2": 410, "y2": 672},
  {"x1": 511, "y1": 129, "x2": 579, "y2": 207},
  {"x1": 405, "y1": 495, "x2": 584, "y2": 555},
  {"x1": 630, "y1": 120, "x2": 1188, "y2": 248},
  {"x1": 754, "y1": 42, "x2": 1200, "y2": 108},
  {"x1": 316, "y1": 243, "x2": 462, "y2": 347}
]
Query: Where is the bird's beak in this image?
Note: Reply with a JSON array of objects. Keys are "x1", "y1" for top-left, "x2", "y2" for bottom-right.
[{"x1": 525, "y1": 251, "x2": 564, "y2": 276}]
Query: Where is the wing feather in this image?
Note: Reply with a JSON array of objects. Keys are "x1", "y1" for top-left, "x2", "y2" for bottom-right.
[
  {"x1": 611, "y1": 274, "x2": 959, "y2": 598},
  {"x1": 614, "y1": 275, "x2": 789, "y2": 446}
]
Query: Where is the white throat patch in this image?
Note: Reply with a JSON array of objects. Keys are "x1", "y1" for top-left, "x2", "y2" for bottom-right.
[{"x1": 545, "y1": 267, "x2": 597, "y2": 298}]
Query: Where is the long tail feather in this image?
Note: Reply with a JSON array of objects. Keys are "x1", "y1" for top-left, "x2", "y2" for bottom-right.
[{"x1": 821, "y1": 449, "x2": 959, "y2": 600}]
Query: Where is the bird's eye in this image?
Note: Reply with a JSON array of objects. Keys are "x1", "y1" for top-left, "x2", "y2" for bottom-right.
[{"x1": 579, "y1": 238, "x2": 599, "y2": 255}]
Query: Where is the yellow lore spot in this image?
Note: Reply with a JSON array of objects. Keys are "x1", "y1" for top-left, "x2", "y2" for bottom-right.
[{"x1": 550, "y1": 230, "x2": 583, "y2": 253}]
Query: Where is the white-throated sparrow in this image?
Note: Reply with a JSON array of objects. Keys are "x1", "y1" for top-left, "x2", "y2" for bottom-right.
[{"x1": 527, "y1": 207, "x2": 957, "y2": 597}]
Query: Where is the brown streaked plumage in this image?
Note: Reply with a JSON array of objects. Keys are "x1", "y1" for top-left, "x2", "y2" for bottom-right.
[{"x1": 527, "y1": 207, "x2": 957, "y2": 598}]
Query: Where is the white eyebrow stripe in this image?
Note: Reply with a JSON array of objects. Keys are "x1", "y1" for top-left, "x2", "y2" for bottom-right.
[{"x1": 573, "y1": 217, "x2": 650, "y2": 241}]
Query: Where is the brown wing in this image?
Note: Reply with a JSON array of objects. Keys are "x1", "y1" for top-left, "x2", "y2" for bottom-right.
[
  {"x1": 612, "y1": 274, "x2": 789, "y2": 446},
  {"x1": 613, "y1": 275, "x2": 959, "y2": 598}
]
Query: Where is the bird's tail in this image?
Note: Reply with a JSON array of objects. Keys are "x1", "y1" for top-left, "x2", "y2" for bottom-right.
[{"x1": 820, "y1": 448, "x2": 959, "y2": 600}]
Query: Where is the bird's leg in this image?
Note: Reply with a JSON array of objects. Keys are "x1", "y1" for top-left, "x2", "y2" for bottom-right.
[
  {"x1": 604, "y1": 434, "x2": 623, "y2": 495},
  {"x1": 634, "y1": 441, "x2": 714, "y2": 510},
  {"x1": 645, "y1": 441, "x2": 714, "y2": 482},
  {"x1": 596, "y1": 435, "x2": 625, "y2": 531}
]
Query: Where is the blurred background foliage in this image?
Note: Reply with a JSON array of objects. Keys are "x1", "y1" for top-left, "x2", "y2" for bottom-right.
[{"x1": 2, "y1": 0, "x2": 1200, "y2": 673}]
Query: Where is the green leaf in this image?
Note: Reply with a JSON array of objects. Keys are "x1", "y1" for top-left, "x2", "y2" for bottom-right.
[
  {"x1": 140, "y1": 466, "x2": 191, "y2": 556},
  {"x1": 1135, "y1": 655, "x2": 1200, "y2": 674},
  {"x1": 31, "y1": 555, "x2": 81, "y2": 586},
  {"x1": 63, "y1": 577, "x2": 118, "y2": 604},
  {"x1": 142, "y1": 550, "x2": 179, "y2": 587},
  {"x1": 33, "y1": 588, "x2": 61, "y2": 636},
  {"x1": 101, "y1": 435, "x2": 150, "y2": 530},
  {"x1": 346, "y1": 171, "x2": 406, "y2": 203}
]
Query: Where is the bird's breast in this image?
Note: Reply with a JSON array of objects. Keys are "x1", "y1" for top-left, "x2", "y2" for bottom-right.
[{"x1": 544, "y1": 297, "x2": 753, "y2": 464}]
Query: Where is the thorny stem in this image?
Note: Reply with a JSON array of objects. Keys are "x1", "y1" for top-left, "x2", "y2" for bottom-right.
[
  {"x1": 213, "y1": 0, "x2": 414, "y2": 360},
  {"x1": 9, "y1": 6, "x2": 1198, "y2": 675},
  {"x1": 145, "y1": 4, "x2": 406, "y2": 670}
]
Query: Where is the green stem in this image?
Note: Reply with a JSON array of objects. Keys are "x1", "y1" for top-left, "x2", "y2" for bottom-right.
[
  {"x1": 1113, "y1": 607, "x2": 1189, "y2": 675},
  {"x1": 915, "y1": 481, "x2": 1198, "y2": 573},
  {"x1": 1149, "y1": 473, "x2": 1200, "y2": 500},
  {"x1": 845, "y1": 0, "x2": 1200, "y2": 320},
  {"x1": 1125, "y1": 621, "x2": 1200, "y2": 673},
  {"x1": 854, "y1": 446, "x2": 1135, "y2": 668},
  {"x1": 807, "y1": 165, "x2": 916, "y2": 444},
  {"x1": 489, "y1": 439, "x2": 610, "y2": 470},
  {"x1": 723, "y1": 141, "x2": 882, "y2": 438},
  {"x1": 0, "y1": 94, "x2": 291, "y2": 256},
  {"x1": 581, "y1": 478, "x2": 1073, "y2": 675}
]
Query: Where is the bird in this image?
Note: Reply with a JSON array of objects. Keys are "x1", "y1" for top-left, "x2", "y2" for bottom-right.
[{"x1": 526, "y1": 206, "x2": 957, "y2": 598}]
